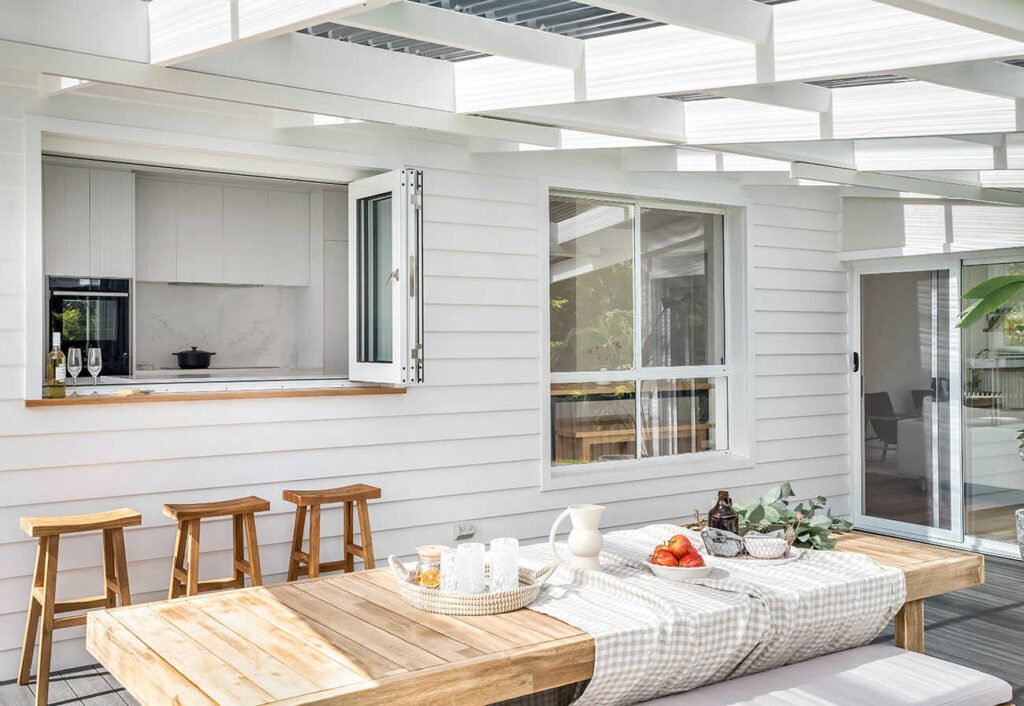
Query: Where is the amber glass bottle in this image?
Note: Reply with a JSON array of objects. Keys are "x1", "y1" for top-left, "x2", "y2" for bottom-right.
[{"x1": 707, "y1": 490, "x2": 739, "y2": 534}]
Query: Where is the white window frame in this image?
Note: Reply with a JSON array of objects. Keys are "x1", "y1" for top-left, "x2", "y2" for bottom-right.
[{"x1": 541, "y1": 184, "x2": 754, "y2": 491}]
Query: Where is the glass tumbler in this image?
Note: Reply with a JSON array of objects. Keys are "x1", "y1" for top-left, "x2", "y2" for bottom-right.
[
  {"x1": 456, "y1": 542, "x2": 486, "y2": 594},
  {"x1": 489, "y1": 537, "x2": 519, "y2": 592},
  {"x1": 440, "y1": 547, "x2": 458, "y2": 592}
]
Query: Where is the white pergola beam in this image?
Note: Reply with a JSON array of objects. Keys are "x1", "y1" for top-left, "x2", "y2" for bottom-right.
[
  {"x1": 580, "y1": 0, "x2": 772, "y2": 43},
  {"x1": 710, "y1": 82, "x2": 832, "y2": 113},
  {"x1": 0, "y1": 39, "x2": 559, "y2": 146},
  {"x1": 38, "y1": 75, "x2": 91, "y2": 97},
  {"x1": 899, "y1": 62, "x2": 1024, "y2": 100},
  {"x1": 342, "y1": 1, "x2": 584, "y2": 70},
  {"x1": 702, "y1": 141, "x2": 856, "y2": 169},
  {"x1": 149, "y1": 0, "x2": 402, "y2": 65},
  {"x1": 871, "y1": 0, "x2": 1024, "y2": 43},
  {"x1": 485, "y1": 97, "x2": 687, "y2": 144},
  {"x1": 790, "y1": 162, "x2": 1024, "y2": 205}
]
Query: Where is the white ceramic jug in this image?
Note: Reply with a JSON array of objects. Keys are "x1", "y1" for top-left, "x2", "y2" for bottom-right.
[{"x1": 548, "y1": 504, "x2": 605, "y2": 571}]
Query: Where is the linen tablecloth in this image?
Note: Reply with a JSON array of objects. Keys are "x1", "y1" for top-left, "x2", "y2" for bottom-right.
[{"x1": 517, "y1": 524, "x2": 906, "y2": 706}]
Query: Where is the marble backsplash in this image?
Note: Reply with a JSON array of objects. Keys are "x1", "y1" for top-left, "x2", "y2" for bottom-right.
[{"x1": 135, "y1": 282, "x2": 302, "y2": 370}]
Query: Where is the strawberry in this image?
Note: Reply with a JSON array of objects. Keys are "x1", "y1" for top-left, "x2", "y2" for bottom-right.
[
  {"x1": 650, "y1": 548, "x2": 679, "y2": 567},
  {"x1": 666, "y1": 534, "x2": 693, "y2": 559}
]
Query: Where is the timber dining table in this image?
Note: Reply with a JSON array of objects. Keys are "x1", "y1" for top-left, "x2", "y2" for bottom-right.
[{"x1": 86, "y1": 531, "x2": 983, "y2": 705}]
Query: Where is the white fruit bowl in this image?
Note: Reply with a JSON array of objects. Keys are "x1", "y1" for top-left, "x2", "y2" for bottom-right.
[{"x1": 646, "y1": 560, "x2": 712, "y2": 581}]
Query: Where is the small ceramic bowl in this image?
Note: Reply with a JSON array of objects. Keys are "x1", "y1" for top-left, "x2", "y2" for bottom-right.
[
  {"x1": 646, "y1": 560, "x2": 712, "y2": 581},
  {"x1": 743, "y1": 536, "x2": 791, "y2": 559}
]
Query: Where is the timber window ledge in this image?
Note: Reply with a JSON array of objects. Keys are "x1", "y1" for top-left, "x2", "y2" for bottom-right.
[{"x1": 25, "y1": 386, "x2": 406, "y2": 407}]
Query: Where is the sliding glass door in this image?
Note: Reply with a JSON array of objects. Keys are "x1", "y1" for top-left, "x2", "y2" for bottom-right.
[{"x1": 853, "y1": 261, "x2": 963, "y2": 543}]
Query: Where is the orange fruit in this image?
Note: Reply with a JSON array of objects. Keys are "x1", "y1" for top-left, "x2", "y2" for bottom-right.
[{"x1": 419, "y1": 567, "x2": 441, "y2": 589}]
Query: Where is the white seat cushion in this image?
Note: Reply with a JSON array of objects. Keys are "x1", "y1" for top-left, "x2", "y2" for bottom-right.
[{"x1": 642, "y1": 645, "x2": 1012, "y2": 706}]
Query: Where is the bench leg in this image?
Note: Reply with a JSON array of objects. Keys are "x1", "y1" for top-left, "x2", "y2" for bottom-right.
[
  {"x1": 287, "y1": 506, "x2": 307, "y2": 582},
  {"x1": 35, "y1": 535, "x2": 59, "y2": 706},
  {"x1": 243, "y1": 513, "x2": 263, "y2": 586},
  {"x1": 894, "y1": 599, "x2": 924, "y2": 653},
  {"x1": 18, "y1": 538, "x2": 46, "y2": 685},
  {"x1": 308, "y1": 505, "x2": 321, "y2": 578},
  {"x1": 168, "y1": 521, "x2": 187, "y2": 599}
]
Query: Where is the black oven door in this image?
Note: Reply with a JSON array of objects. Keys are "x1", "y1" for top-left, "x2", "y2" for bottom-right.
[{"x1": 48, "y1": 278, "x2": 130, "y2": 377}]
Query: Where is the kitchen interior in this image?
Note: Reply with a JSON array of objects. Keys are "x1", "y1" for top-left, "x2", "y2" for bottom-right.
[{"x1": 42, "y1": 156, "x2": 350, "y2": 395}]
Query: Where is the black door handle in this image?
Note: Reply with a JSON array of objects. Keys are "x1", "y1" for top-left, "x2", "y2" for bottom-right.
[{"x1": 852, "y1": 352, "x2": 860, "y2": 373}]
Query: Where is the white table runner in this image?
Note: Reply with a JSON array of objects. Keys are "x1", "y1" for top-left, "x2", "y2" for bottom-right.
[{"x1": 518, "y1": 524, "x2": 906, "y2": 706}]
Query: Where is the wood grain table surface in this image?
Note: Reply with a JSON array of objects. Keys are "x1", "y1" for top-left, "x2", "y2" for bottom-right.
[{"x1": 87, "y1": 532, "x2": 984, "y2": 705}]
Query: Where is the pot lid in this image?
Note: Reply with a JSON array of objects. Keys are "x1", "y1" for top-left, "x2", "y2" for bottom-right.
[{"x1": 173, "y1": 346, "x2": 216, "y2": 355}]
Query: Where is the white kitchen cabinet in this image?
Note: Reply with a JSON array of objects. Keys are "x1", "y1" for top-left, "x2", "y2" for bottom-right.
[
  {"x1": 89, "y1": 169, "x2": 134, "y2": 278},
  {"x1": 43, "y1": 164, "x2": 91, "y2": 277},
  {"x1": 175, "y1": 182, "x2": 223, "y2": 283},
  {"x1": 267, "y1": 190, "x2": 310, "y2": 286},
  {"x1": 135, "y1": 178, "x2": 177, "y2": 282},
  {"x1": 223, "y1": 186, "x2": 268, "y2": 284}
]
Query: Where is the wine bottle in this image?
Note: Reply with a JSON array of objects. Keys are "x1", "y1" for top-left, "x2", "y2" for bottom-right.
[{"x1": 46, "y1": 332, "x2": 66, "y2": 399}]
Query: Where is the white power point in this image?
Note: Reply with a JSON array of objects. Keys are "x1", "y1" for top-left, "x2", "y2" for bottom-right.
[{"x1": 453, "y1": 522, "x2": 476, "y2": 540}]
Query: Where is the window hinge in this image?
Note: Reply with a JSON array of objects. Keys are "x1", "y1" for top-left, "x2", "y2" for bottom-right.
[
  {"x1": 410, "y1": 190, "x2": 423, "y2": 210},
  {"x1": 411, "y1": 344, "x2": 422, "y2": 360}
]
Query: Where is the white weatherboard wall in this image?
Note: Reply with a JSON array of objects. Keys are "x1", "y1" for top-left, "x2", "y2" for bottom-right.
[{"x1": 0, "y1": 76, "x2": 848, "y2": 672}]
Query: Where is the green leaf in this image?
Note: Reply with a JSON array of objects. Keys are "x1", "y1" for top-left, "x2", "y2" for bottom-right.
[
  {"x1": 809, "y1": 514, "x2": 832, "y2": 528},
  {"x1": 778, "y1": 482, "x2": 795, "y2": 500},
  {"x1": 733, "y1": 498, "x2": 756, "y2": 513},
  {"x1": 760, "y1": 485, "x2": 782, "y2": 505},
  {"x1": 746, "y1": 504, "x2": 766, "y2": 525},
  {"x1": 957, "y1": 281, "x2": 1024, "y2": 329},
  {"x1": 762, "y1": 505, "x2": 781, "y2": 523},
  {"x1": 962, "y1": 275, "x2": 1024, "y2": 301}
]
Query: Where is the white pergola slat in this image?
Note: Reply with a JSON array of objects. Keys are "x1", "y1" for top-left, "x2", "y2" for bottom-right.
[
  {"x1": 710, "y1": 81, "x2": 832, "y2": 113},
  {"x1": 870, "y1": 0, "x2": 1024, "y2": 43},
  {"x1": 341, "y1": 1, "x2": 585, "y2": 70},
  {"x1": 580, "y1": 0, "x2": 772, "y2": 43},
  {"x1": 486, "y1": 97, "x2": 687, "y2": 144},
  {"x1": 899, "y1": 62, "x2": 1024, "y2": 100},
  {"x1": 149, "y1": 0, "x2": 402, "y2": 65}
]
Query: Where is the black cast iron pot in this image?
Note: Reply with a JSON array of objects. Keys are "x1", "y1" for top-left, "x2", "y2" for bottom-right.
[{"x1": 173, "y1": 346, "x2": 216, "y2": 369}]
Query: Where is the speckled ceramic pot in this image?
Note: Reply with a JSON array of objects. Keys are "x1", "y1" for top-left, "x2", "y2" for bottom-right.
[{"x1": 1016, "y1": 508, "x2": 1024, "y2": 561}]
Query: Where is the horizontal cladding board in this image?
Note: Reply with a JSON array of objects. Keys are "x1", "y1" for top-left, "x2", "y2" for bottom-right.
[
  {"x1": 757, "y1": 434, "x2": 850, "y2": 464},
  {"x1": 0, "y1": 365, "x2": 23, "y2": 399},
  {"x1": 0, "y1": 187, "x2": 22, "y2": 225},
  {"x1": 754, "y1": 311, "x2": 847, "y2": 334},
  {"x1": 753, "y1": 246, "x2": 843, "y2": 272},
  {"x1": 426, "y1": 195, "x2": 536, "y2": 229},
  {"x1": 425, "y1": 276, "x2": 539, "y2": 306},
  {"x1": 757, "y1": 394, "x2": 850, "y2": 419},
  {"x1": 750, "y1": 187, "x2": 841, "y2": 213},
  {"x1": 0, "y1": 294, "x2": 25, "y2": 326},
  {"x1": 756, "y1": 373, "x2": 849, "y2": 398},
  {"x1": 428, "y1": 222, "x2": 538, "y2": 256},
  {"x1": 753, "y1": 289, "x2": 848, "y2": 313},
  {"x1": 425, "y1": 331, "x2": 539, "y2": 359},
  {"x1": 428, "y1": 358, "x2": 539, "y2": 385},
  {"x1": 756, "y1": 413, "x2": 849, "y2": 442},
  {"x1": 424, "y1": 250, "x2": 537, "y2": 280},
  {"x1": 754, "y1": 269, "x2": 848, "y2": 292},
  {"x1": 424, "y1": 169, "x2": 537, "y2": 205},
  {"x1": 753, "y1": 205, "x2": 841, "y2": 232},
  {"x1": 755, "y1": 353, "x2": 850, "y2": 376},
  {"x1": 753, "y1": 225, "x2": 841, "y2": 252},
  {"x1": 0, "y1": 262, "x2": 23, "y2": 296},
  {"x1": 755, "y1": 332, "x2": 849, "y2": 355},
  {"x1": 0, "y1": 409, "x2": 542, "y2": 472},
  {"x1": 0, "y1": 330, "x2": 23, "y2": 364},
  {"x1": 426, "y1": 304, "x2": 538, "y2": 332},
  {"x1": 0, "y1": 118, "x2": 24, "y2": 153},
  {"x1": 0, "y1": 153, "x2": 23, "y2": 188}
]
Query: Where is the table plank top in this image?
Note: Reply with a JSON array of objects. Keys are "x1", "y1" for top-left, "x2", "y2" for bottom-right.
[{"x1": 88, "y1": 532, "x2": 984, "y2": 705}]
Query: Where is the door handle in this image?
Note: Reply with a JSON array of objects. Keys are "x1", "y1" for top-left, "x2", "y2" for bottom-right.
[
  {"x1": 385, "y1": 268, "x2": 400, "y2": 286},
  {"x1": 852, "y1": 352, "x2": 860, "y2": 373}
]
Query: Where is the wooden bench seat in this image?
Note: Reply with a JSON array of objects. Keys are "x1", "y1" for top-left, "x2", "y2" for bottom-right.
[
  {"x1": 20, "y1": 508, "x2": 141, "y2": 537},
  {"x1": 162, "y1": 495, "x2": 270, "y2": 521},
  {"x1": 281, "y1": 483, "x2": 381, "y2": 506}
]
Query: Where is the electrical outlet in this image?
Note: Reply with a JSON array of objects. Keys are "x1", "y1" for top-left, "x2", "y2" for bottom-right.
[{"x1": 453, "y1": 522, "x2": 476, "y2": 540}]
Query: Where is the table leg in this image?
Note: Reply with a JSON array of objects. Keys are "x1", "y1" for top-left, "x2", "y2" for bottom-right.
[{"x1": 894, "y1": 599, "x2": 924, "y2": 653}]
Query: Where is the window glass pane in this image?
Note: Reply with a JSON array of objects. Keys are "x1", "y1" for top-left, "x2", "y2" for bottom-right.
[
  {"x1": 549, "y1": 196, "x2": 634, "y2": 373},
  {"x1": 551, "y1": 381, "x2": 636, "y2": 465},
  {"x1": 640, "y1": 209, "x2": 724, "y2": 367},
  {"x1": 639, "y1": 378, "x2": 723, "y2": 458},
  {"x1": 358, "y1": 193, "x2": 392, "y2": 364}
]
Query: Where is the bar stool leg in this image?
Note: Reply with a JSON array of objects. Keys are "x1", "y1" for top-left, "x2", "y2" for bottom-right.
[
  {"x1": 18, "y1": 537, "x2": 46, "y2": 685},
  {"x1": 308, "y1": 505, "x2": 321, "y2": 579},
  {"x1": 186, "y1": 519, "x2": 201, "y2": 597},
  {"x1": 343, "y1": 500, "x2": 354, "y2": 573},
  {"x1": 169, "y1": 521, "x2": 187, "y2": 599},
  {"x1": 35, "y1": 534, "x2": 60, "y2": 706},
  {"x1": 111, "y1": 528, "x2": 132, "y2": 606},
  {"x1": 287, "y1": 506, "x2": 307, "y2": 582},
  {"x1": 242, "y1": 513, "x2": 263, "y2": 586},
  {"x1": 102, "y1": 529, "x2": 118, "y2": 608},
  {"x1": 356, "y1": 500, "x2": 375, "y2": 570},
  {"x1": 232, "y1": 514, "x2": 245, "y2": 589}
]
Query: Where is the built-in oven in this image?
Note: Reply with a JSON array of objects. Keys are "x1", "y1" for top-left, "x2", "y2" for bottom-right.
[{"x1": 48, "y1": 277, "x2": 131, "y2": 377}]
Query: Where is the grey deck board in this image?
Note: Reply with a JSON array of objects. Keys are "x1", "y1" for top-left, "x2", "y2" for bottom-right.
[{"x1": 1, "y1": 555, "x2": 1021, "y2": 704}]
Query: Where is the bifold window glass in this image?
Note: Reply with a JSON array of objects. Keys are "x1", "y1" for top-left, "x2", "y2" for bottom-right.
[
  {"x1": 549, "y1": 192, "x2": 727, "y2": 466},
  {"x1": 357, "y1": 193, "x2": 393, "y2": 364}
]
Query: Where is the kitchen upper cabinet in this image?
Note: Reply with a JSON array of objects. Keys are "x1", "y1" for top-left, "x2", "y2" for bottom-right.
[
  {"x1": 223, "y1": 186, "x2": 269, "y2": 284},
  {"x1": 43, "y1": 164, "x2": 91, "y2": 277},
  {"x1": 268, "y1": 190, "x2": 310, "y2": 286},
  {"x1": 44, "y1": 164, "x2": 135, "y2": 278},
  {"x1": 135, "y1": 178, "x2": 177, "y2": 282},
  {"x1": 89, "y1": 169, "x2": 134, "y2": 278},
  {"x1": 175, "y1": 182, "x2": 223, "y2": 283}
]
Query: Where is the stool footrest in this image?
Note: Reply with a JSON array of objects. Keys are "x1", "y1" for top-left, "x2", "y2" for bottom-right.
[
  {"x1": 345, "y1": 542, "x2": 366, "y2": 558},
  {"x1": 196, "y1": 577, "x2": 242, "y2": 593},
  {"x1": 32, "y1": 589, "x2": 109, "y2": 614},
  {"x1": 53, "y1": 615, "x2": 88, "y2": 630},
  {"x1": 295, "y1": 559, "x2": 349, "y2": 576}
]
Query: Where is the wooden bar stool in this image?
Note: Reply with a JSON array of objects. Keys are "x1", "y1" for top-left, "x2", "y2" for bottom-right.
[
  {"x1": 283, "y1": 483, "x2": 381, "y2": 580},
  {"x1": 18, "y1": 508, "x2": 141, "y2": 706},
  {"x1": 163, "y1": 496, "x2": 269, "y2": 599}
]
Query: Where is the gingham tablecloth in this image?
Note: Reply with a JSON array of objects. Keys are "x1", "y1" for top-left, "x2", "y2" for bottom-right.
[{"x1": 517, "y1": 524, "x2": 906, "y2": 706}]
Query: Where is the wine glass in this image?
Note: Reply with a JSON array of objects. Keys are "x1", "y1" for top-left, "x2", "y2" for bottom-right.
[
  {"x1": 67, "y1": 348, "x2": 82, "y2": 389},
  {"x1": 87, "y1": 347, "x2": 102, "y2": 386}
]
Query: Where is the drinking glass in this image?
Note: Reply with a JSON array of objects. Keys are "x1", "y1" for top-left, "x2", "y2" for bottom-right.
[
  {"x1": 87, "y1": 347, "x2": 102, "y2": 385},
  {"x1": 455, "y1": 542, "x2": 486, "y2": 594},
  {"x1": 489, "y1": 537, "x2": 519, "y2": 593},
  {"x1": 67, "y1": 348, "x2": 82, "y2": 388},
  {"x1": 440, "y1": 547, "x2": 458, "y2": 592}
]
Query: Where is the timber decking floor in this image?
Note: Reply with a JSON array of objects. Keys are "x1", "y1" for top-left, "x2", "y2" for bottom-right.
[{"x1": 1, "y1": 556, "x2": 1021, "y2": 705}]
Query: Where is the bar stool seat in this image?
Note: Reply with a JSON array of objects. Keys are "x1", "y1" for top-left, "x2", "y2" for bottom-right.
[
  {"x1": 19, "y1": 508, "x2": 140, "y2": 706},
  {"x1": 283, "y1": 484, "x2": 380, "y2": 581},
  {"x1": 163, "y1": 496, "x2": 269, "y2": 599}
]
